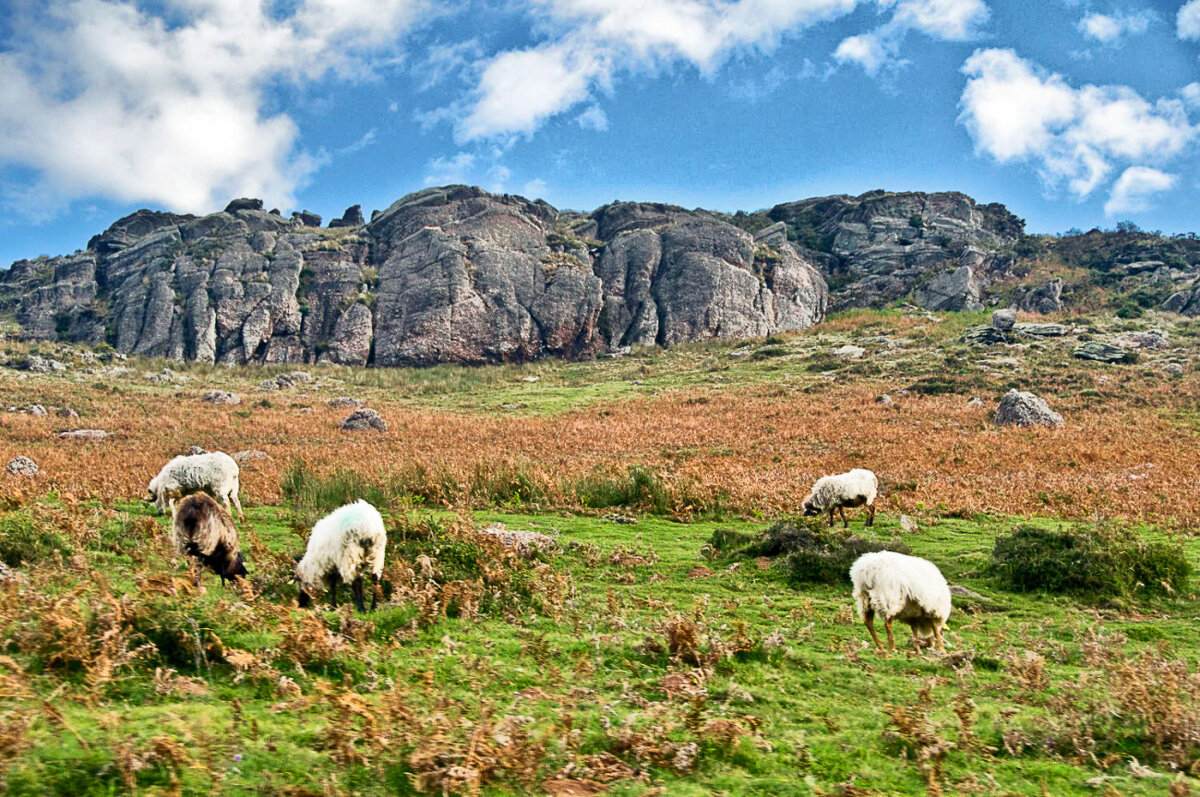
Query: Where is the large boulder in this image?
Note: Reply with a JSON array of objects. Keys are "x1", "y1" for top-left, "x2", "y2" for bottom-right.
[
  {"x1": 914, "y1": 266, "x2": 983, "y2": 312},
  {"x1": 993, "y1": 390, "x2": 1063, "y2": 428},
  {"x1": 341, "y1": 407, "x2": 387, "y2": 431},
  {"x1": 991, "y1": 307, "x2": 1017, "y2": 331},
  {"x1": 1162, "y1": 287, "x2": 1200, "y2": 316},
  {"x1": 328, "y1": 205, "x2": 364, "y2": 228},
  {"x1": 201, "y1": 390, "x2": 241, "y2": 405},
  {"x1": 1011, "y1": 278, "x2": 1063, "y2": 314}
]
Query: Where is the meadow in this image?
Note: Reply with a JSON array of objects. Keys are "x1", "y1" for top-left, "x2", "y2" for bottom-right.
[{"x1": 1, "y1": 307, "x2": 1199, "y2": 795}]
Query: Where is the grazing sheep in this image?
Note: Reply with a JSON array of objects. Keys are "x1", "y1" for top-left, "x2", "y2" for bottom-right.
[
  {"x1": 801, "y1": 468, "x2": 878, "y2": 528},
  {"x1": 171, "y1": 493, "x2": 247, "y2": 586},
  {"x1": 147, "y1": 452, "x2": 243, "y2": 520},
  {"x1": 295, "y1": 501, "x2": 386, "y2": 612},
  {"x1": 849, "y1": 551, "x2": 951, "y2": 652}
]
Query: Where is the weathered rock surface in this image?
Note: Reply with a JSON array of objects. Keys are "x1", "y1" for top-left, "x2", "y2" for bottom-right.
[
  {"x1": 994, "y1": 389, "x2": 1063, "y2": 428},
  {"x1": 1013, "y1": 322, "x2": 1068, "y2": 337},
  {"x1": 201, "y1": 390, "x2": 241, "y2": 405},
  {"x1": 1162, "y1": 286, "x2": 1200, "y2": 316},
  {"x1": 6, "y1": 456, "x2": 38, "y2": 476},
  {"x1": 328, "y1": 396, "x2": 364, "y2": 408},
  {"x1": 1073, "y1": 341, "x2": 1137, "y2": 363},
  {"x1": 914, "y1": 266, "x2": 983, "y2": 312},
  {"x1": 1011, "y1": 278, "x2": 1063, "y2": 314},
  {"x1": 962, "y1": 325, "x2": 1007, "y2": 345},
  {"x1": 0, "y1": 186, "x2": 1040, "y2": 366},
  {"x1": 991, "y1": 307, "x2": 1017, "y2": 331},
  {"x1": 341, "y1": 407, "x2": 387, "y2": 431},
  {"x1": 58, "y1": 429, "x2": 108, "y2": 440}
]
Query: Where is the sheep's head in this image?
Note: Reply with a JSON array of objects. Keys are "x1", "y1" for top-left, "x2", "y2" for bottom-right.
[
  {"x1": 145, "y1": 477, "x2": 158, "y2": 503},
  {"x1": 226, "y1": 552, "x2": 248, "y2": 581},
  {"x1": 294, "y1": 555, "x2": 317, "y2": 608},
  {"x1": 801, "y1": 494, "x2": 820, "y2": 516}
]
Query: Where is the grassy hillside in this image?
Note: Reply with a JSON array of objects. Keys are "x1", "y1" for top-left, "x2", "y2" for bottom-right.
[{"x1": 1, "y1": 307, "x2": 1199, "y2": 794}]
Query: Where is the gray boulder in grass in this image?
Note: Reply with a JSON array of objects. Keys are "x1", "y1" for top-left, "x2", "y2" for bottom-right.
[
  {"x1": 993, "y1": 389, "x2": 1063, "y2": 428},
  {"x1": 340, "y1": 407, "x2": 387, "y2": 431},
  {"x1": 6, "y1": 456, "x2": 38, "y2": 477}
]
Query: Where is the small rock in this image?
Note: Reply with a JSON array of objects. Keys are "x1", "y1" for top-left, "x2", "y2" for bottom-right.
[
  {"x1": 1114, "y1": 330, "x2": 1168, "y2": 350},
  {"x1": 500, "y1": 402, "x2": 526, "y2": 410},
  {"x1": 223, "y1": 197, "x2": 263, "y2": 213},
  {"x1": 520, "y1": 376, "x2": 539, "y2": 383},
  {"x1": 900, "y1": 515, "x2": 919, "y2": 533},
  {"x1": 28, "y1": 404, "x2": 48, "y2": 417},
  {"x1": 603, "y1": 513, "x2": 638, "y2": 525},
  {"x1": 55, "y1": 407, "x2": 79, "y2": 418},
  {"x1": 1073, "y1": 341, "x2": 1137, "y2": 364},
  {"x1": 201, "y1": 390, "x2": 241, "y2": 405},
  {"x1": 292, "y1": 210, "x2": 321, "y2": 227},
  {"x1": 58, "y1": 429, "x2": 108, "y2": 440},
  {"x1": 233, "y1": 449, "x2": 269, "y2": 463},
  {"x1": 876, "y1": 394, "x2": 894, "y2": 406},
  {"x1": 328, "y1": 396, "x2": 364, "y2": 409},
  {"x1": 961, "y1": 325, "x2": 1007, "y2": 345},
  {"x1": 482, "y1": 524, "x2": 558, "y2": 557},
  {"x1": 607, "y1": 346, "x2": 632, "y2": 358},
  {"x1": 340, "y1": 408, "x2": 387, "y2": 431},
  {"x1": 949, "y1": 584, "x2": 984, "y2": 599},
  {"x1": 187, "y1": 445, "x2": 209, "y2": 456},
  {"x1": 833, "y1": 344, "x2": 865, "y2": 359},
  {"x1": 991, "y1": 308, "x2": 1017, "y2": 331},
  {"x1": 993, "y1": 389, "x2": 1063, "y2": 428},
  {"x1": 0, "y1": 561, "x2": 20, "y2": 583},
  {"x1": 966, "y1": 397, "x2": 984, "y2": 408},
  {"x1": 1012, "y1": 322, "x2": 1068, "y2": 337},
  {"x1": 1162, "y1": 362, "x2": 1185, "y2": 377},
  {"x1": 6, "y1": 456, "x2": 38, "y2": 477}
]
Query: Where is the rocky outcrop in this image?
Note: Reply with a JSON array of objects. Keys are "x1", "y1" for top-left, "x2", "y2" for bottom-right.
[
  {"x1": 1162, "y1": 286, "x2": 1200, "y2": 316},
  {"x1": 1073, "y1": 342, "x2": 1137, "y2": 364},
  {"x1": 1, "y1": 185, "x2": 1041, "y2": 367},
  {"x1": 767, "y1": 190, "x2": 1023, "y2": 311}
]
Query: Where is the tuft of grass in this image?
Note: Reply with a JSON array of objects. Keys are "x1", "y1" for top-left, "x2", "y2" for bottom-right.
[{"x1": 708, "y1": 518, "x2": 909, "y2": 584}]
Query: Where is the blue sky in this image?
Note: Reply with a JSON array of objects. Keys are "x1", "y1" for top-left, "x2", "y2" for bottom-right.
[{"x1": 1, "y1": 0, "x2": 1199, "y2": 266}]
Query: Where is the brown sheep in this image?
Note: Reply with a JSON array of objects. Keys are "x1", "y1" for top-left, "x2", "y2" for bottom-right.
[{"x1": 171, "y1": 493, "x2": 247, "y2": 586}]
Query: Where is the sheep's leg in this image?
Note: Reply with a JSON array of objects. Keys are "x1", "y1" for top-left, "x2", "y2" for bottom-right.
[
  {"x1": 839, "y1": 506, "x2": 848, "y2": 528},
  {"x1": 230, "y1": 490, "x2": 244, "y2": 521},
  {"x1": 910, "y1": 626, "x2": 923, "y2": 653},
  {"x1": 351, "y1": 577, "x2": 366, "y2": 613},
  {"x1": 932, "y1": 623, "x2": 945, "y2": 653},
  {"x1": 866, "y1": 503, "x2": 875, "y2": 527},
  {"x1": 369, "y1": 573, "x2": 379, "y2": 612},
  {"x1": 884, "y1": 618, "x2": 896, "y2": 651},
  {"x1": 828, "y1": 507, "x2": 835, "y2": 527},
  {"x1": 329, "y1": 573, "x2": 340, "y2": 608},
  {"x1": 864, "y1": 609, "x2": 886, "y2": 651}
]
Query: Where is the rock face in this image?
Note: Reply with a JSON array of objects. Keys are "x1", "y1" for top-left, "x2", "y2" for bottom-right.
[
  {"x1": 994, "y1": 390, "x2": 1063, "y2": 428},
  {"x1": 1163, "y1": 286, "x2": 1200, "y2": 316},
  {"x1": 914, "y1": 266, "x2": 983, "y2": 312},
  {"x1": 201, "y1": 390, "x2": 241, "y2": 405},
  {"x1": 1011, "y1": 278, "x2": 1063, "y2": 314},
  {"x1": 991, "y1": 308, "x2": 1017, "y2": 331},
  {"x1": 1, "y1": 185, "x2": 1040, "y2": 367}
]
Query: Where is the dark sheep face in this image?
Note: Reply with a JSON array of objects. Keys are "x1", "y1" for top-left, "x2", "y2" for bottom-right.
[
  {"x1": 297, "y1": 588, "x2": 313, "y2": 608},
  {"x1": 226, "y1": 553, "x2": 248, "y2": 580},
  {"x1": 802, "y1": 501, "x2": 819, "y2": 517}
]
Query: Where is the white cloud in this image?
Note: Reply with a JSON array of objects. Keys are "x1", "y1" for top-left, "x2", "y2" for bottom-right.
[
  {"x1": 0, "y1": 0, "x2": 428, "y2": 216},
  {"x1": 1180, "y1": 0, "x2": 1200, "y2": 38},
  {"x1": 835, "y1": 0, "x2": 988, "y2": 76},
  {"x1": 959, "y1": 49, "x2": 1195, "y2": 199},
  {"x1": 1182, "y1": 82, "x2": 1200, "y2": 109},
  {"x1": 834, "y1": 33, "x2": 889, "y2": 74},
  {"x1": 1104, "y1": 166, "x2": 1176, "y2": 215},
  {"x1": 456, "y1": 0, "x2": 859, "y2": 141},
  {"x1": 1078, "y1": 9, "x2": 1153, "y2": 43},
  {"x1": 424, "y1": 152, "x2": 475, "y2": 186},
  {"x1": 575, "y1": 105, "x2": 610, "y2": 131},
  {"x1": 522, "y1": 178, "x2": 549, "y2": 199}
]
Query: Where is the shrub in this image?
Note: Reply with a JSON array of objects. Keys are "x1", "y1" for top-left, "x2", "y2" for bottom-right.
[
  {"x1": 575, "y1": 466, "x2": 669, "y2": 514},
  {"x1": 0, "y1": 509, "x2": 72, "y2": 567},
  {"x1": 989, "y1": 525, "x2": 1189, "y2": 602},
  {"x1": 707, "y1": 519, "x2": 909, "y2": 585}
]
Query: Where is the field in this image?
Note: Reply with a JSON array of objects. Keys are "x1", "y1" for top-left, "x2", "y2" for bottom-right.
[{"x1": 2, "y1": 307, "x2": 1200, "y2": 795}]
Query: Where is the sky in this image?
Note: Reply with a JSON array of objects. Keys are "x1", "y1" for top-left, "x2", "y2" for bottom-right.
[{"x1": 1, "y1": 0, "x2": 1199, "y2": 266}]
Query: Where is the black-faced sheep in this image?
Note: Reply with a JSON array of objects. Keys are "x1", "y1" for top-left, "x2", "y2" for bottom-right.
[
  {"x1": 147, "y1": 452, "x2": 243, "y2": 520},
  {"x1": 171, "y1": 492, "x2": 247, "y2": 586},
  {"x1": 295, "y1": 500, "x2": 386, "y2": 612},
  {"x1": 849, "y1": 551, "x2": 951, "y2": 652},
  {"x1": 802, "y1": 468, "x2": 878, "y2": 528}
]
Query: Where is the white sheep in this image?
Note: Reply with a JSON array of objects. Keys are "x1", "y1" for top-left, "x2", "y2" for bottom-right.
[
  {"x1": 171, "y1": 492, "x2": 247, "y2": 586},
  {"x1": 801, "y1": 468, "x2": 878, "y2": 528},
  {"x1": 295, "y1": 500, "x2": 386, "y2": 612},
  {"x1": 849, "y1": 551, "x2": 951, "y2": 652},
  {"x1": 147, "y1": 452, "x2": 243, "y2": 520}
]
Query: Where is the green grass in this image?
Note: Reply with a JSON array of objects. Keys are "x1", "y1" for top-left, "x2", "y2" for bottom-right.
[{"x1": 3, "y1": 498, "x2": 1200, "y2": 795}]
